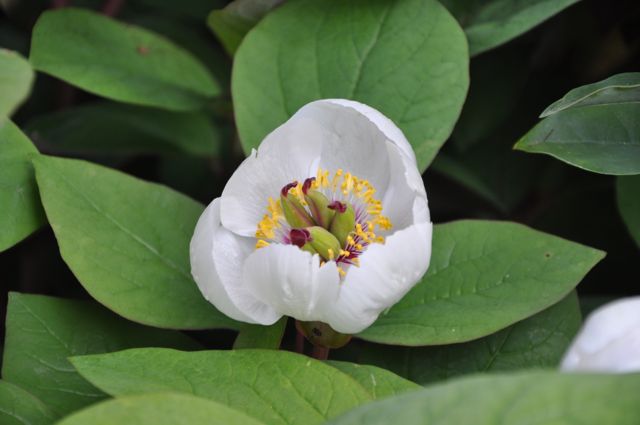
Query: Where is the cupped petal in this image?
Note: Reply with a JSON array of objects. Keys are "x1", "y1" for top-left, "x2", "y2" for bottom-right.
[
  {"x1": 327, "y1": 221, "x2": 433, "y2": 334},
  {"x1": 242, "y1": 244, "x2": 341, "y2": 323},
  {"x1": 325, "y1": 99, "x2": 417, "y2": 166},
  {"x1": 561, "y1": 297, "x2": 640, "y2": 373},
  {"x1": 221, "y1": 114, "x2": 325, "y2": 236},
  {"x1": 293, "y1": 100, "x2": 393, "y2": 196},
  {"x1": 190, "y1": 198, "x2": 281, "y2": 324},
  {"x1": 380, "y1": 142, "x2": 429, "y2": 232}
]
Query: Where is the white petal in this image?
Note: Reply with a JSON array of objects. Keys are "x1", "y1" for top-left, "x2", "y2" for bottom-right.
[
  {"x1": 220, "y1": 116, "x2": 324, "y2": 237},
  {"x1": 190, "y1": 199, "x2": 280, "y2": 324},
  {"x1": 327, "y1": 221, "x2": 433, "y2": 334},
  {"x1": 325, "y1": 99, "x2": 417, "y2": 166},
  {"x1": 381, "y1": 142, "x2": 430, "y2": 232},
  {"x1": 560, "y1": 297, "x2": 640, "y2": 373},
  {"x1": 294, "y1": 100, "x2": 392, "y2": 196},
  {"x1": 242, "y1": 244, "x2": 341, "y2": 323}
]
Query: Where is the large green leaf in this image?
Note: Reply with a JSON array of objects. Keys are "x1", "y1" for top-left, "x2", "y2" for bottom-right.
[
  {"x1": 233, "y1": 318, "x2": 287, "y2": 349},
  {"x1": 326, "y1": 371, "x2": 640, "y2": 425},
  {"x1": 232, "y1": 0, "x2": 469, "y2": 171},
  {"x1": 0, "y1": 49, "x2": 34, "y2": 116},
  {"x1": 56, "y1": 393, "x2": 266, "y2": 425},
  {"x1": 26, "y1": 101, "x2": 222, "y2": 156},
  {"x1": 541, "y1": 72, "x2": 640, "y2": 117},
  {"x1": 208, "y1": 0, "x2": 283, "y2": 56},
  {"x1": 1, "y1": 293, "x2": 200, "y2": 418},
  {"x1": 71, "y1": 348, "x2": 373, "y2": 425},
  {"x1": 358, "y1": 220, "x2": 604, "y2": 346},
  {"x1": 32, "y1": 156, "x2": 236, "y2": 329},
  {"x1": 326, "y1": 361, "x2": 419, "y2": 399},
  {"x1": 441, "y1": 0, "x2": 582, "y2": 56},
  {"x1": 0, "y1": 120, "x2": 44, "y2": 252},
  {"x1": 515, "y1": 74, "x2": 640, "y2": 175},
  {"x1": 359, "y1": 293, "x2": 581, "y2": 385},
  {"x1": 617, "y1": 175, "x2": 640, "y2": 248},
  {"x1": 30, "y1": 9, "x2": 220, "y2": 111},
  {"x1": 0, "y1": 380, "x2": 55, "y2": 425}
]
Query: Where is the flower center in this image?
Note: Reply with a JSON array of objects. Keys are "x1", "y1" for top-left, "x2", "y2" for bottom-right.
[{"x1": 255, "y1": 168, "x2": 393, "y2": 277}]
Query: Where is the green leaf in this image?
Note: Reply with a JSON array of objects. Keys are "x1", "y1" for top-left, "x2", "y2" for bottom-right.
[
  {"x1": 0, "y1": 120, "x2": 44, "y2": 252},
  {"x1": 233, "y1": 317, "x2": 287, "y2": 349},
  {"x1": 617, "y1": 175, "x2": 640, "y2": 248},
  {"x1": 2, "y1": 293, "x2": 201, "y2": 418},
  {"x1": 56, "y1": 393, "x2": 266, "y2": 425},
  {"x1": 0, "y1": 380, "x2": 55, "y2": 425},
  {"x1": 541, "y1": 72, "x2": 640, "y2": 117},
  {"x1": 208, "y1": 0, "x2": 283, "y2": 56},
  {"x1": 71, "y1": 348, "x2": 373, "y2": 425},
  {"x1": 326, "y1": 361, "x2": 419, "y2": 399},
  {"x1": 359, "y1": 293, "x2": 581, "y2": 385},
  {"x1": 30, "y1": 8, "x2": 220, "y2": 111},
  {"x1": 26, "y1": 101, "x2": 222, "y2": 157},
  {"x1": 232, "y1": 0, "x2": 469, "y2": 171},
  {"x1": 326, "y1": 371, "x2": 640, "y2": 425},
  {"x1": 441, "y1": 0, "x2": 582, "y2": 56},
  {"x1": 358, "y1": 220, "x2": 604, "y2": 346},
  {"x1": 515, "y1": 74, "x2": 640, "y2": 175},
  {"x1": 515, "y1": 102, "x2": 640, "y2": 175},
  {"x1": 32, "y1": 156, "x2": 236, "y2": 330},
  {"x1": 0, "y1": 49, "x2": 34, "y2": 116}
]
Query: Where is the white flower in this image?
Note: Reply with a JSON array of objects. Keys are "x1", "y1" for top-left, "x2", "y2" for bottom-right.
[
  {"x1": 190, "y1": 99, "x2": 432, "y2": 335},
  {"x1": 561, "y1": 297, "x2": 640, "y2": 372}
]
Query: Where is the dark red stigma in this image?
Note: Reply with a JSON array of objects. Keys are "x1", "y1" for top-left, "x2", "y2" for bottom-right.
[
  {"x1": 289, "y1": 228, "x2": 312, "y2": 248},
  {"x1": 328, "y1": 200, "x2": 347, "y2": 213},
  {"x1": 302, "y1": 177, "x2": 315, "y2": 195},
  {"x1": 281, "y1": 181, "x2": 299, "y2": 197}
]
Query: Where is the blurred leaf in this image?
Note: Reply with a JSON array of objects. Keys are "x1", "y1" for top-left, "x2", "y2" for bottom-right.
[
  {"x1": 441, "y1": 0, "x2": 582, "y2": 56},
  {"x1": 1, "y1": 293, "x2": 201, "y2": 418},
  {"x1": 132, "y1": 0, "x2": 227, "y2": 21},
  {"x1": 232, "y1": 0, "x2": 469, "y2": 171},
  {"x1": 32, "y1": 156, "x2": 237, "y2": 330},
  {"x1": 129, "y1": 15, "x2": 231, "y2": 89},
  {"x1": 541, "y1": 72, "x2": 640, "y2": 117},
  {"x1": 30, "y1": 8, "x2": 220, "y2": 111},
  {"x1": 326, "y1": 371, "x2": 640, "y2": 425},
  {"x1": 56, "y1": 393, "x2": 265, "y2": 425},
  {"x1": 326, "y1": 361, "x2": 419, "y2": 399},
  {"x1": 0, "y1": 120, "x2": 44, "y2": 252},
  {"x1": 233, "y1": 317, "x2": 287, "y2": 349},
  {"x1": 27, "y1": 101, "x2": 222, "y2": 156},
  {"x1": 617, "y1": 175, "x2": 640, "y2": 248},
  {"x1": 359, "y1": 293, "x2": 581, "y2": 385},
  {"x1": 208, "y1": 0, "x2": 283, "y2": 56},
  {"x1": 0, "y1": 380, "x2": 54, "y2": 425},
  {"x1": 72, "y1": 348, "x2": 373, "y2": 425},
  {"x1": 430, "y1": 154, "x2": 506, "y2": 212},
  {"x1": 451, "y1": 48, "x2": 529, "y2": 152},
  {"x1": 515, "y1": 103, "x2": 640, "y2": 175},
  {"x1": 358, "y1": 220, "x2": 604, "y2": 346},
  {"x1": 0, "y1": 49, "x2": 33, "y2": 116}
]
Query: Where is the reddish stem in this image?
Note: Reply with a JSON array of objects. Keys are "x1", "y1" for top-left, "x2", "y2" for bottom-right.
[
  {"x1": 311, "y1": 345, "x2": 330, "y2": 361},
  {"x1": 296, "y1": 329, "x2": 305, "y2": 354},
  {"x1": 101, "y1": 0, "x2": 125, "y2": 17},
  {"x1": 52, "y1": 0, "x2": 70, "y2": 8}
]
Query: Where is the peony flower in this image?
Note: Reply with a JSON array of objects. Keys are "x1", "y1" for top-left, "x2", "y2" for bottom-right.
[
  {"x1": 561, "y1": 297, "x2": 640, "y2": 372},
  {"x1": 190, "y1": 99, "x2": 432, "y2": 341}
]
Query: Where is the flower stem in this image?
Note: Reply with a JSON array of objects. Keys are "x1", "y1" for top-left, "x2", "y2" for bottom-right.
[
  {"x1": 296, "y1": 329, "x2": 305, "y2": 354},
  {"x1": 311, "y1": 345, "x2": 330, "y2": 361}
]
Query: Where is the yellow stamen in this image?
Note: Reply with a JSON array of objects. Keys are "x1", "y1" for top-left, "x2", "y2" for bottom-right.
[{"x1": 255, "y1": 239, "x2": 270, "y2": 249}]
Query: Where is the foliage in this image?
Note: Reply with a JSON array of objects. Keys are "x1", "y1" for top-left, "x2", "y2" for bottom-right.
[{"x1": 0, "y1": 0, "x2": 638, "y2": 423}]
